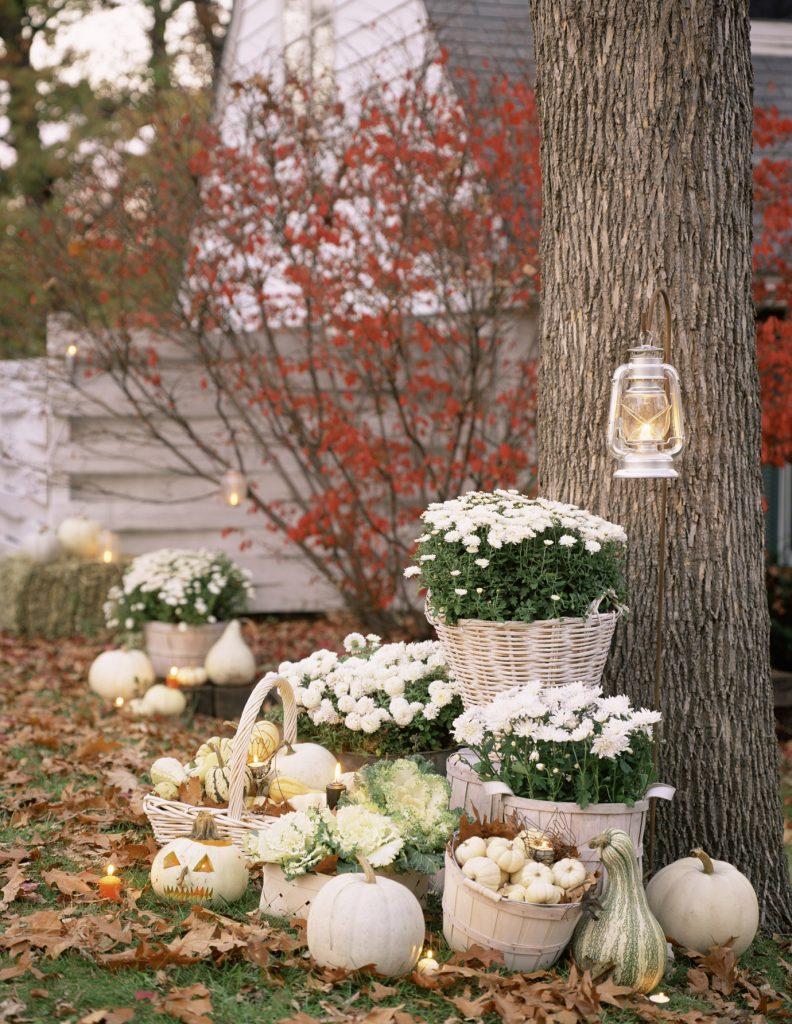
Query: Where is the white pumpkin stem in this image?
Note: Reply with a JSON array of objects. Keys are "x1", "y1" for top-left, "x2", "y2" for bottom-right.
[
  {"x1": 357, "y1": 854, "x2": 377, "y2": 884},
  {"x1": 691, "y1": 848, "x2": 715, "y2": 875}
]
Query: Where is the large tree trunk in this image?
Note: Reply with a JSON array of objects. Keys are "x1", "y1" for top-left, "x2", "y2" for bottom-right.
[{"x1": 531, "y1": 0, "x2": 791, "y2": 929}]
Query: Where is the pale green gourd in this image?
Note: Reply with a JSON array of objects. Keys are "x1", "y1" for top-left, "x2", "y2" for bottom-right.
[{"x1": 572, "y1": 829, "x2": 666, "y2": 993}]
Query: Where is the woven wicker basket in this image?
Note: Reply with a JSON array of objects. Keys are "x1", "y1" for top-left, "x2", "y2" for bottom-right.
[
  {"x1": 442, "y1": 846, "x2": 582, "y2": 971},
  {"x1": 143, "y1": 673, "x2": 298, "y2": 847},
  {"x1": 426, "y1": 595, "x2": 624, "y2": 707}
]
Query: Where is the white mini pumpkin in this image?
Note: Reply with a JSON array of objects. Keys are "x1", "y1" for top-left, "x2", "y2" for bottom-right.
[
  {"x1": 204, "y1": 620, "x2": 256, "y2": 686},
  {"x1": 141, "y1": 684, "x2": 186, "y2": 717},
  {"x1": 499, "y1": 883, "x2": 528, "y2": 902},
  {"x1": 511, "y1": 861, "x2": 554, "y2": 887},
  {"x1": 307, "y1": 857, "x2": 425, "y2": 977},
  {"x1": 462, "y1": 856, "x2": 502, "y2": 891},
  {"x1": 150, "y1": 813, "x2": 248, "y2": 905},
  {"x1": 486, "y1": 836, "x2": 511, "y2": 856},
  {"x1": 89, "y1": 648, "x2": 155, "y2": 702},
  {"x1": 20, "y1": 528, "x2": 60, "y2": 563},
  {"x1": 524, "y1": 879, "x2": 562, "y2": 905},
  {"x1": 552, "y1": 857, "x2": 587, "y2": 891},
  {"x1": 489, "y1": 841, "x2": 526, "y2": 874},
  {"x1": 646, "y1": 848, "x2": 759, "y2": 956},
  {"x1": 273, "y1": 742, "x2": 337, "y2": 790},
  {"x1": 57, "y1": 515, "x2": 102, "y2": 558},
  {"x1": 455, "y1": 836, "x2": 487, "y2": 866},
  {"x1": 153, "y1": 780, "x2": 180, "y2": 800},
  {"x1": 151, "y1": 757, "x2": 187, "y2": 789}
]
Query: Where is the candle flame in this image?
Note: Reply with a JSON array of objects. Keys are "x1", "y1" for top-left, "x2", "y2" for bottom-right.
[
  {"x1": 169, "y1": 666, "x2": 179, "y2": 677},
  {"x1": 102, "y1": 549, "x2": 113, "y2": 563},
  {"x1": 106, "y1": 864, "x2": 116, "y2": 876},
  {"x1": 228, "y1": 492, "x2": 240, "y2": 506},
  {"x1": 66, "y1": 343, "x2": 78, "y2": 357},
  {"x1": 425, "y1": 949, "x2": 433, "y2": 959},
  {"x1": 334, "y1": 762, "x2": 341, "y2": 782},
  {"x1": 114, "y1": 697, "x2": 124, "y2": 708}
]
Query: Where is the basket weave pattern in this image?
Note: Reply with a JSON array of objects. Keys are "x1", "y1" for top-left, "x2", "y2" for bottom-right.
[
  {"x1": 143, "y1": 674, "x2": 298, "y2": 847},
  {"x1": 427, "y1": 598, "x2": 621, "y2": 707}
]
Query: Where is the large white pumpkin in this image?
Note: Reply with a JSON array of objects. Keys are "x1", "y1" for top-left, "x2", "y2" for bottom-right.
[
  {"x1": 150, "y1": 813, "x2": 248, "y2": 906},
  {"x1": 20, "y1": 528, "x2": 60, "y2": 564},
  {"x1": 57, "y1": 516, "x2": 102, "y2": 558},
  {"x1": 273, "y1": 742, "x2": 337, "y2": 790},
  {"x1": 307, "y1": 858, "x2": 425, "y2": 976},
  {"x1": 88, "y1": 648, "x2": 156, "y2": 702},
  {"x1": 204, "y1": 620, "x2": 256, "y2": 686},
  {"x1": 646, "y1": 848, "x2": 759, "y2": 956}
]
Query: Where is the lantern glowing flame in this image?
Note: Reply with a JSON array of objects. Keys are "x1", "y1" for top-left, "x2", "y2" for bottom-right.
[
  {"x1": 221, "y1": 469, "x2": 247, "y2": 507},
  {"x1": 607, "y1": 341, "x2": 685, "y2": 478}
]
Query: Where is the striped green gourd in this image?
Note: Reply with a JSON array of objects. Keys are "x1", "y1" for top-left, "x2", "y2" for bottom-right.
[{"x1": 571, "y1": 828, "x2": 666, "y2": 993}]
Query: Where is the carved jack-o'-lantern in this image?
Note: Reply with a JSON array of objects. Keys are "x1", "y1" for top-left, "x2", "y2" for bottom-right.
[{"x1": 150, "y1": 813, "x2": 248, "y2": 906}]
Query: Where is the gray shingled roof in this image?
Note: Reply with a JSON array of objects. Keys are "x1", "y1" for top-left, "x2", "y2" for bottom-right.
[
  {"x1": 423, "y1": 0, "x2": 534, "y2": 86},
  {"x1": 754, "y1": 54, "x2": 792, "y2": 160}
]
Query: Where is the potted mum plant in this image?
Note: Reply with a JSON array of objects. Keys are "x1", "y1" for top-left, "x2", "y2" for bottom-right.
[
  {"x1": 449, "y1": 682, "x2": 669, "y2": 878},
  {"x1": 405, "y1": 491, "x2": 628, "y2": 705},
  {"x1": 266, "y1": 632, "x2": 464, "y2": 772},
  {"x1": 105, "y1": 548, "x2": 254, "y2": 676},
  {"x1": 244, "y1": 757, "x2": 457, "y2": 918}
]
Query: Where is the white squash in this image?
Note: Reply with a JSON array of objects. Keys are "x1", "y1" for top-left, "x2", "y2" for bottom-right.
[
  {"x1": 89, "y1": 649, "x2": 155, "y2": 702},
  {"x1": 150, "y1": 813, "x2": 248, "y2": 906},
  {"x1": 454, "y1": 836, "x2": 487, "y2": 866},
  {"x1": 20, "y1": 528, "x2": 60, "y2": 563},
  {"x1": 499, "y1": 883, "x2": 528, "y2": 902},
  {"x1": 307, "y1": 857, "x2": 425, "y2": 976},
  {"x1": 153, "y1": 780, "x2": 180, "y2": 800},
  {"x1": 552, "y1": 857, "x2": 587, "y2": 891},
  {"x1": 489, "y1": 841, "x2": 526, "y2": 874},
  {"x1": 196, "y1": 737, "x2": 234, "y2": 762},
  {"x1": 486, "y1": 836, "x2": 511, "y2": 856},
  {"x1": 462, "y1": 856, "x2": 502, "y2": 891},
  {"x1": 204, "y1": 620, "x2": 256, "y2": 686},
  {"x1": 287, "y1": 792, "x2": 328, "y2": 812},
  {"x1": 646, "y1": 848, "x2": 759, "y2": 957},
  {"x1": 273, "y1": 742, "x2": 337, "y2": 790},
  {"x1": 524, "y1": 879, "x2": 562, "y2": 905},
  {"x1": 511, "y1": 861, "x2": 554, "y2": 887},
  {"x1": 141, "y1": 684, "x2": 186, "y2": 717},
  {"x1": 57, "y1": 515, "x2": 102, "y2": 558},
  {"x1": 151, "y1": 757, "x2": 187, "y2": 789}
]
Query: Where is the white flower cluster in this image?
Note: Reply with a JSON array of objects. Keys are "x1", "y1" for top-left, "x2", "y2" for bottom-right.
[
  {"x1": 408, "y1": 491, "x2": 627, "y2": 565},
  {"x1": 453, "y1": 681, "x2": 660, "y2": 759},
  {"x1": 267, "y1": 633, "x2": 459, "y2": 735},
  {"x1": 105, "y1": 547, "x2": 253, "y2": 630}
]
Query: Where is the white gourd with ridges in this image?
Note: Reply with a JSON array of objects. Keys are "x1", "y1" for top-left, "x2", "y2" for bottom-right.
[
  {"x1": 89, "y1": 649, "x2": 155, "y2": 701},
  {"x1": 552, "y1": 858, "x2": 587, "y2": 891},
  {"x1": 57, "y1": 516, "x2": 102, "y2": 558},
  {"x1": 572, "y1": 829, "x2": 666, "y2": 993},
  {"x1": 204, "y1": 620, "x2": 256, "y2": 685},
  {"x1": 646, "y1": 849, "x2": 758, "y2": 956},
  {"x1": 524, "y1": 879, "x2": 562, "y2": 905},
  {"x1": 462, "y1": 856, "x2": 501, "y2": 890},
  {"x1": 490, "y1": 842, "x2": 526, "y2": 874},
  {"x1": 273, "y1": 743, "x2": 337, "y2": 790},
  {"x1": 511, "y1": 861, "x2": 554, "y2": 886},
  {"x1": 454, "y1": 836, "x2": 487, "y2": 866}
]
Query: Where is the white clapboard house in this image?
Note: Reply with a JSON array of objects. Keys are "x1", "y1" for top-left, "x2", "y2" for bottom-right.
[{"x1": 0, "y1": 1, "x2": 790, "y2": 615}]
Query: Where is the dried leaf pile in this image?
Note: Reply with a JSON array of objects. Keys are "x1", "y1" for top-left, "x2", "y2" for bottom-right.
[{"x1": 0, "y1": 630, "x2": 790, "y2": 1024}]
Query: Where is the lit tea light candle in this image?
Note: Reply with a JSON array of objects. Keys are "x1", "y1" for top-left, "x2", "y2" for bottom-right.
[
  {"x1": 326, "y1": 762, "x2": 346, "y2": 811},
  {"x1": 648, "y1": 992, "x2": 670, "y2": 1004},
  {"x1": 165, "y1": 666, "x2": 182, "y2": 689},
  {"x1": 528, "y1": 837, "x2": 554, "y2": 865},
  {"x1": 416, "y1": 948, "x2": 440, "y2": 975},
  {"x1": 98, "y1": 529, "x2": 120, "y2": 565},
  {"x1": 99, "y1": 863, "x2": 122, "y2": 901},
  {"x1": 114, "y1": 696, "x2": 125, "y2": 709},
  {"x1": 65, "y1": 342, "x2": 78, "y2": 379}
]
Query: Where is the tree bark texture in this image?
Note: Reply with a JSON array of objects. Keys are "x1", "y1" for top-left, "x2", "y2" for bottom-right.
[{"x1": 531, "y1": 0, "x2": 791, "y2": 929}]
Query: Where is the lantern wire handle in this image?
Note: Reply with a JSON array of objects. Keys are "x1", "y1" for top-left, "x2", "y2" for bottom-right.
[{"x1": 641, "y1": 285, "x2": 672, "y2": 876}]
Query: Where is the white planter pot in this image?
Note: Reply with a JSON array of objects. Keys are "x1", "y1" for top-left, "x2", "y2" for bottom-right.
[
  {"x1": 447, "y1": 751, "x2": 673, "y2": 881},
  {"x1": 144, "y1": 620, "x2": 226, "y2": 677},
  {"x1": 442, "y1": 848, "x2": 582, "y2": 972},
  {"x1": 259, "y1": 863, "x2": 431, "y2": 919}
]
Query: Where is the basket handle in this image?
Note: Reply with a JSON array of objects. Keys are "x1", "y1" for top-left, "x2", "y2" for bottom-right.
[
  {"x1": 227, "y1": 673, "x2": 298, "y2": 819},
  {"x1": 587, "y1": 589, "x2": 629, "y2": 620}
]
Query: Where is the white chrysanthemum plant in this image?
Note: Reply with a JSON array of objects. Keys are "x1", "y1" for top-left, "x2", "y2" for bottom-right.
[
  {"x1": 264, "y1": 632, "x2": 463, "y2": 757},
  {"x1": 244, "y1": 757, "x2": 457, "y2": 878},
  {"x1": 405, "y1": 491, "x2": 628, "y2": 625},
  {"x1": 453, "y1": 682, "x2": 661, "y2": 808},
  {"x1": 104, "y1": 548, "x2": 254, "y2": 635}
]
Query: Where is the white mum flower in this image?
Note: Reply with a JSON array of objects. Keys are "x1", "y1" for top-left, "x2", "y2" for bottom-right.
[
  {"x1": 558, "y1": 535, "x2": 577, "y2": 547},
  {"x1": 585, "y1": 539, "x2": 602, "y2": 553},
  {"x1": 403, "y1": 565, "x2": 421, "y2": 578},
  {"x1": 454, "y1": 588, "x2": 468, "y2": 596},
  {"x1": 474, "y1": 558, "x2": 490, "y2": 568}
]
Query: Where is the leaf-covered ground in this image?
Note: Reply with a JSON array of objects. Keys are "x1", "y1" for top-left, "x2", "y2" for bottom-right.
[{"x1": 0, "y1": 625, "x2": 790, "y2": 1024}]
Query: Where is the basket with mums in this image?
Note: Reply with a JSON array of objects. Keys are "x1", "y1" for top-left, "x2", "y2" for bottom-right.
[
  {"x1": 443, "y1": 814, "x2": 597, "y2": 972},
  {"x1": 244, "y1": 757, "x2": 458, "y2": 919}
]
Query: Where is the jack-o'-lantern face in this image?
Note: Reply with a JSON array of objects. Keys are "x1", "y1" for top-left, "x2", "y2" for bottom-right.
[{"x1": 150, "y1": 814, "x2": 249, "y2": 906}]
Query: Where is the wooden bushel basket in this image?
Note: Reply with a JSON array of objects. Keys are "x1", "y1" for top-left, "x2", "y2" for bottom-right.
[
  {"x1": 442, "y1": 849, "x2": 582, "y2": 972},
  {"x1": 143, "y1": 674, "x2": 298, "y2": 847},
  {"x1": 426, "y1": 595, "x2": 624, "y2": 708},
  {"x1": 260, "y1": 864, "x2": 431, "y2": 919}
]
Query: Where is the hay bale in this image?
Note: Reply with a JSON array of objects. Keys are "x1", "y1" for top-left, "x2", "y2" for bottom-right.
[{"x1": 0, "y1": 555, "x2": 122, "y2": 639}]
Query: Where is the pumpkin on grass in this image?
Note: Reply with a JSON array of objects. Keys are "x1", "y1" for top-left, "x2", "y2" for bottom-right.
[
  {"x1": 306, "y1": 855, "x2": 425, "y2": 977},
  {"x1": 646, "y1": 848, "x2": 758, "y2": 956},
  {"x1": 150, "y1": 812, "x2": 248, "y2": 905},
  {"x1": 572, "y1": 829, "x2": 666, "y2": 993}
]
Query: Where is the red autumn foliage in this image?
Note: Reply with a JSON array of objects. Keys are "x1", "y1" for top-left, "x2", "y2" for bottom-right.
[{"x1": 22, "y1": 64, "x2": 792, "y2": 623}]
